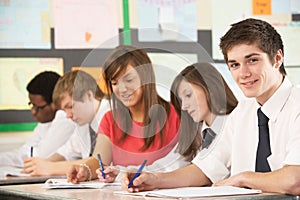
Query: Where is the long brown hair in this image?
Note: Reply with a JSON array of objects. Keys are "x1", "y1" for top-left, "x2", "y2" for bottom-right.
[
  {"x1": 171, "y1": 62, "x2": 238, "y2": 161},
  {"x1": 103, "y1": 45, "x2": 170, "y2": 150}
]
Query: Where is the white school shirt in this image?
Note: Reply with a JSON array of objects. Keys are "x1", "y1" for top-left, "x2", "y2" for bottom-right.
[
  {"x1": 0, "y1": 110, "x2": 76, "y2": 167},
  {"x1": 115, "y1": 115, "x2": 227, "y2": 181},
  {"x1": 192, "y1": 78, "x2": 300, "y2": 183},
  {"x1": 57, "y1": 99, "x2": 110, "y2": 160}
]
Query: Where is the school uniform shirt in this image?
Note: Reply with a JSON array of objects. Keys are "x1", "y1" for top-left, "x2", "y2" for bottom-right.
[
  {"x1": 0, "y1": 110, "x2": 76, "y2": 167},
  {"x1": 192, "y1": 78, "x2": 300, "y2": 183},
  {"x1": 57, "y1": 99, "x2": 110, "y2": 160},
  {"x1": 99, "y1": 104, "x2": 179, "y2": 166}
]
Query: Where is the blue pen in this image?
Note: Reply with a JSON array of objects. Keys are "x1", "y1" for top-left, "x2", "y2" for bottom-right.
[
  {"x1": 97, "y1": 153, "x2": 106, "y2": 179},
  {"x1": 30, "y1": 146, "x2": 33, "y2": 157},
  {"x1": 128, "y1": 160, "x2": 147, "y2": 188}
]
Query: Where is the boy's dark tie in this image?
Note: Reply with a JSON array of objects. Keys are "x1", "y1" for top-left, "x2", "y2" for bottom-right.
[
  {"x1": 255, "y1": 108, "x2": 271, "y2": 172},
  {"x1": 89, "y1": 125, "x2": 97, "y2": 156}
]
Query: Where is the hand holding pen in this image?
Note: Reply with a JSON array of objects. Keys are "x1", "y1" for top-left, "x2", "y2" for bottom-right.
[
  {"x1": 128, "y1": 160, "x2": 147, "y2": 188},
  {"x1": 97, "y1": 153, "x2": 106, "y2": 179}
]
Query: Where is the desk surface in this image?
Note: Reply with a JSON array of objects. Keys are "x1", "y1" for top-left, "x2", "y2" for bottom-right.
[
  {"x1": 0, "y1": 184, "x2": 298, "y2": 200},
  {"x1": 0, "y1": 175, "x2": 65, "y2": 186}
]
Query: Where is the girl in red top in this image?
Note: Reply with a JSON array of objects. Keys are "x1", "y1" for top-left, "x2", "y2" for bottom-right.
[{"x1": 67, "y1": 45, "x2": 179, "y2": 183}]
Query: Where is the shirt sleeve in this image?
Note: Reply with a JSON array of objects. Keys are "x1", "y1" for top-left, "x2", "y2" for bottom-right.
[
  {"x1": 0, "y1": 145, "x2": 31, "y2": 167},
  {"x1": 284, "y1": 106, "x2": 300, "y2": 165},
  {"x1": 56, "y1": 127, "x2": 90, "y2": 161},
  {"x1": 144, "y1": 144, "x2": 190, "y2": 172},
  {"x1": 34, "y1": 110, "x2": 76, "y2": 158},
  {"x1": 99, "y1": 111, "x2": 112, "y2": 137},
  {"x1": 0, "y1": 124, "x2": 43, "y2": 167},
  {"x1": 192, "y1": 113, "x2": 234, "y2": 183}
]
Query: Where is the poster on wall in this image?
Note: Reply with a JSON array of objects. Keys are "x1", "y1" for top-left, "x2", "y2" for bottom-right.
[
  {"x1": 53, "y1": 0, "x2": 119, "y2": 49},
  {"x1": 148, "y1": 52, "x2": 198, "y2": 101},
  {"x1": 0, "y1": 58, "x2": 63, "y2": 110},
  {"x1": 0, "y1": 0, "x2": 51, "y2": 49},
  {"x1": 211, "y1": 0, "x2": 300, "y2": 66},
  {"x1": 137, "y1": 0, "x2": 197, "y2": 42}
]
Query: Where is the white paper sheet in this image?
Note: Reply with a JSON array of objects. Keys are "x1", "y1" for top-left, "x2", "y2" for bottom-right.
[
  {"x1": 115, "y1": 186, "x2": 261, "y2": 198},
  {"x1": 0, "y1": 166, "x2": 30, "y2": 177},
  {"x1": 44, "y1": 178, "x2": 121, "y2": 189}
]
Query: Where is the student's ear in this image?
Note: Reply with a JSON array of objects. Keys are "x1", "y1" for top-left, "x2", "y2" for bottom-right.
[
  {"x1": 274, "y1": 49, "x2": 283, "y2": 69},
  {"x1": 86, "y1": 90, "x2": 95, "y2": 100}
]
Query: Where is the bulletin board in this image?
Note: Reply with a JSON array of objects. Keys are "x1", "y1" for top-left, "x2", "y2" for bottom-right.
[{"x1": 1, "y1": 0, "x2": 299, "y2": 132}]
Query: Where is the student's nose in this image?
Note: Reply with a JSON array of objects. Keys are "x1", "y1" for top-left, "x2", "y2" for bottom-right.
[
  {"x1": 118, "y1": 81, "x2": 127, "y2": 92},
  {"x1": 181, "y1": 100, "x2": 189, "y2": 111},
  {"x1": 30, "y1": 108, "x2": 37, "y2": 116},
  {"x1": 240, "y1": 64, "x2": 251, "y2": 78}
]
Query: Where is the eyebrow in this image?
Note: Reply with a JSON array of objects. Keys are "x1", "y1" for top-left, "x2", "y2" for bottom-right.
[{"x1": 228, "y1": 53, "x2": 261, "y2": 63}]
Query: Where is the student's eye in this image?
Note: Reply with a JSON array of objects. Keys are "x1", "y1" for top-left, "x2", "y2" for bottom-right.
[
  {"x1": 126, "y1": 79, "x2": 133, "y2": 83},
  {"x1": 111, "y1": 81, "x2": 117, "y2": 86},
  {"x1": 229, "y1": 63, "x2": 239, "y2": 69},
  {"x1": 186, "y1": 93, "x2": 192, "y2": 98},
  {"x1": 248, "y1": 58, "x2": 258, "y2": 64}
]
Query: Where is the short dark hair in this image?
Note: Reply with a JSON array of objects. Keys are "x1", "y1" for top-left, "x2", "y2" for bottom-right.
[
  {"x1": 220, "y1": 18, "x2": 286, "y2": 76},
  {"x1": 26, "y1": 71, "x2": 60, "y2": 104}
]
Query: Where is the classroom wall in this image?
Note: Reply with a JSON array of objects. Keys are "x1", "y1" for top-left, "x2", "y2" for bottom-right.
[{"x1": 1, "y1": 0, "x2": 300, "y2": 134}]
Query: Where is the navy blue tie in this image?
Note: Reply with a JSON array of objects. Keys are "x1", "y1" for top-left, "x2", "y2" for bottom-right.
[
  {"x1": 201, "y1": 128, "x2": 216, "y2": 149},
  {"x1": 89, "y1": 125, "x2": 97, "y2": 156},
  {"x1": 255, "y1": 108, "x2": 271, "y2": 172}
]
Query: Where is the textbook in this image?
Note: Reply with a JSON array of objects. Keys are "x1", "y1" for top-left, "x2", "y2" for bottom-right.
[
  {"x1": 115, "y1": 186, "x2": 262, "y2": 198},
  {"x1": 44, "y1": 178, "x2": 121, "y2": 189}
]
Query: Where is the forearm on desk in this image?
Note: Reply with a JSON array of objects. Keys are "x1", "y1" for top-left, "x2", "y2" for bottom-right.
[
  {"x1": 240, "y1": 166, "x2": 300, "y2": 195},
  {"x1": 157, "y1": 164, "x2": 212, "y2": 189},
  {"x1": 45, "y1": 158, "x2": 91, "y2": 176}
]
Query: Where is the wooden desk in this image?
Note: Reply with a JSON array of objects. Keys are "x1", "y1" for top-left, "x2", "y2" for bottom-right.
[
  {"x1": 0, "y1": 175, "x2": 65, "y2": 186},
  {"x1": 0, "y1": 183, "x2": 298, "y2": 200},
  {"x1": 0, "y1": 166, "x2": 65, "y2": 185}
]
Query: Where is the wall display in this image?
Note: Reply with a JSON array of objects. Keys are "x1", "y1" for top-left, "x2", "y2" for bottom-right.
[
  {"x1": 211, "y1": 0, "x2": 300, "y2": 66},
  {"x1": 0, "y1": 0, "x2": 50, "y2": 49},
  {"x1": 0, "y1": 58, "x2": 63, "y2": 110},
  {"x1": 53, "y1": 0, "x2": 119, "y2": 49},
  {"x1": 137, "y1": 0, "x2": 197, "y2": 42},
  {"x1": 148, "y1": 52, "x2": 198, "y2": 101}
]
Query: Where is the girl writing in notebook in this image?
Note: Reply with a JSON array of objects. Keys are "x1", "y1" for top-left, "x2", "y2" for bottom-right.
[
  {"x1": 100, "y1": 62, "x2": 238, "y2": 183},
  {"x1": 67, "y1": 45, "x2": 179, "y2": 183}
]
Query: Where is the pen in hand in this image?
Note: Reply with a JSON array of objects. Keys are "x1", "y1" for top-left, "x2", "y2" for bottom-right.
[
  {"x1": 97, "y1": 153, "x2": 106, "y2": 179},
  {"x1": 128, "y1": 160, "x2": 147, "y2": 188}
]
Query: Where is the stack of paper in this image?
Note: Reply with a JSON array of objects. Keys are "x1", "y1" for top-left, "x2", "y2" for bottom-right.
[
  {"x1": 44, "y1": 178, "x2": 121, "y2": 189},
  {"x1": 115, "y1": 186, "x2": 262, "y2": 198}
]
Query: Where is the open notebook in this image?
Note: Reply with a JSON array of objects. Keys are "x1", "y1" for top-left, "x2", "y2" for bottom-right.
[
  {"x1": 44, "y1": 178, "x2": 121, "y2": 189},
  {"x1": 115, "y1": 186, "x2": 262, "y2": 198}
]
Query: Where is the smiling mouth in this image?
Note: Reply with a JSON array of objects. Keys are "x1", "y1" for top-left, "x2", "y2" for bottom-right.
[
  {"x1": 241, "y1": 80, "x2": 258, "y2": 86},
  {"x1": 121, "y1": 94, "x2": 132, "y2": 100}
]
